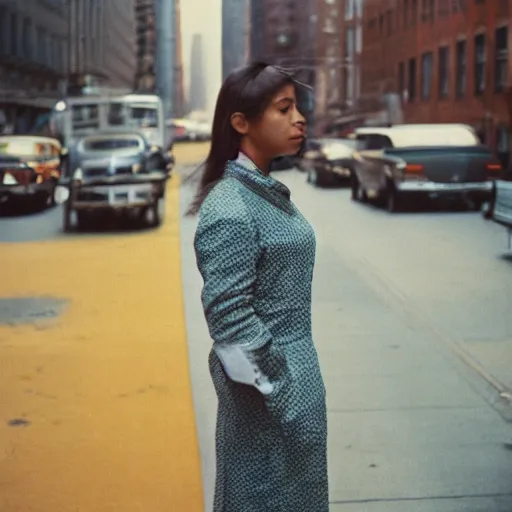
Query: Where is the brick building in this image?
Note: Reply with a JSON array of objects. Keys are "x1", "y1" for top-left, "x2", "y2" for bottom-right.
[
  {"x1": 361, "y1": 0, "x2": 511, "y2": 161},
  {"x1": 249, "y1": 0, "x2": 316, "y2": 79}
]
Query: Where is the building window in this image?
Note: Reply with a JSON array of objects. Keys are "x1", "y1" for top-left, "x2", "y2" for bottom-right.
[
  {"x1": 10, "y1": 12, "x2": 18, "y2": 56},
  {"x1": 386, "y1": 10, "x2": 393, "y2": 35},
  {"x1": 0, "y1": 6, "x2": 6, "y2": 56},
  {"x1": 421, "y1": 51, "x2": 433, "y2": 100},
  {"x1": 438, "y1": 46, "x2": 449, "y2": 98},
  {"x1": 495, "y1": 26, "x2": 508, "y2": 92},
  {"x1": 421, "y1": 0, "x2": 434, "y2": 22},
  {"x1": 411, "y1": 0, "x2": 418, "y2": 25},
  {"x1": 455, "y1": 39, "x2": 467, "y2": 97},
  {"x1": 22, "y1": 18, "x2": 32, "y2": 60},
  {"x1": 474, "y1": 33, "x2": 486, "y2": 95},
  {"x1": 408, "y1": 57, "x2": 417, "y2": 101},
  {"x1": 398, "y1": 61, "x2": 405, "y2": 93}
]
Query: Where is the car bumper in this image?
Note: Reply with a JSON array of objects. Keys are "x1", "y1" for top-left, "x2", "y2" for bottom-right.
[
  {"x1": 330, "y1": 164, "x2": 352, "y2": 178},
  {"x1": 72, "y1": 182, "x2": 160, "y2": 210},
  {"x1": 397, "y1": 180, "x2": 493, "y2": 194},
  {"x1": 0, "y1": 183, "x2": 49, "y2": 202}
]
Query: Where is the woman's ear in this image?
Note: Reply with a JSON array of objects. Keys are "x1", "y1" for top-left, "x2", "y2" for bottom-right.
[{"x1": 230, "y1": 112, "x2": 249, "y2": 135}]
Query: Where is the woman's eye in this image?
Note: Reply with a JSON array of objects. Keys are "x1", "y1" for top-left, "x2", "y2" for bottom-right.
[{"x1": 280, "y1": 106, "x2": 290, "y2": 114}]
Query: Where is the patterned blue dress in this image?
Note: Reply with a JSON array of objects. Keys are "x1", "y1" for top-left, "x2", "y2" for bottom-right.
[{"x1": 194, "y1": 155, "x2": 329, "y2": 512}]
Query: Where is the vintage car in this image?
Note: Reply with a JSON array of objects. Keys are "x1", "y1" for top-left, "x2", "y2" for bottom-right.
[
  {"x1": 483, "y1": 179, "x2": 512, "y2": 248},
  {"x1": 302, "y1": 138, "x2": 357, "y2": 187},
  {"x1": 350, "y1": 124, "x2": 502, "y2": 212},
  {"x1": 0, "y1": 135, "x2": 62, "y2": 208},
  {"x1": 55, "y1": 131, "x2": 172, "y2": 231}
]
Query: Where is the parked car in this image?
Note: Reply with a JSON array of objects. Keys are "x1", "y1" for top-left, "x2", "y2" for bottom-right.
[
  {"x1": 0, "y1": 157, "x2": 57, "y2": 209},
  {"x1": 55, "y1": 131, "x2": 171, "y2": 231},
  {"x1": 350, "y1": 124, "x2": 502, "y2": 212},
  {"x1": 483, "y1": 179, "x2": 512, "y2": 248},
  {"x1": 0, "y1": 135, "x2": 62, "y2": 208},
  {"x1": 301, "y1": 138, "x2": 357, "y2": 187}
]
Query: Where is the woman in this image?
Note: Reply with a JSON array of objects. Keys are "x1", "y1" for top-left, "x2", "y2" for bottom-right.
[{"x1": 190, "y1": 62, "x2": 329, "y2": 512}]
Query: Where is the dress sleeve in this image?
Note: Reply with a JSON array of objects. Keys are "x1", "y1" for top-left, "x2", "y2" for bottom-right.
[{"x1": 194, "y1": 194, "x2": 272, "y2": 352}]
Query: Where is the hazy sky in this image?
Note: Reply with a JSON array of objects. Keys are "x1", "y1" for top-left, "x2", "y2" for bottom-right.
[{"x1": 181, "y1": 0, "x2": 222, "y2": 117}]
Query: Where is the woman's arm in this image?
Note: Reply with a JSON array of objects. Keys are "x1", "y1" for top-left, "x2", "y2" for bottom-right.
[{"x1": 194, "y1": 192, "x2": 272, "y2": 352}]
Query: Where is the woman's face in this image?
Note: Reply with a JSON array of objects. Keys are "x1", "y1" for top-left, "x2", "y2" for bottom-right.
[{"x1": 240, "y1": 83, "x2": 307, "y2": 160}]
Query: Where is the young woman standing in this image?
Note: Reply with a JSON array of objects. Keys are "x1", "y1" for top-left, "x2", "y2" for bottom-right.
[{"x1": 189, "y1": 62, "x2": 329, "y2": 512}]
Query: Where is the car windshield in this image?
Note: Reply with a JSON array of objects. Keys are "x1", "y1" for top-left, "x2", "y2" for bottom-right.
[
  {"x1": 131, "y1": 107, "x2": 158, "y2": 128},
  {"x1": 83, "y1": 138, "x2": 141, "y2": 151},
  {"x1": 0, "y1": 139, "x2": 53, "y2": 157}
]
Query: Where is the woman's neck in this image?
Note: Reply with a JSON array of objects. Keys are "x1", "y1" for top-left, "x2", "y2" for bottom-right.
[{"x1": 239, "y1": 143, "x2": 271, "y2": 175}]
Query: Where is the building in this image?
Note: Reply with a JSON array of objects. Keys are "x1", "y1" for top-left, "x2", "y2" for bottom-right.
[
  {"x1": 0, "y1": 0, "x2": 137, "y2": 134},
  {"x1": 249, "y1": 0, "x2": 265, "y2": 61},
  {"x1": 248, "y1": 0, "x2": 317, "y2": 126},
  {"x1": 173, "y1": 0, "x2": 186, "y2": 117},
  {"x1": 135, "y1": 0, "x2": 185, "y2": 117},
  {"x1": 69, "y1": 0, "x2": 136, "y2": 91},
  {"x1": 134, "y1": 0, "x2": 157, "y2": 93},
  {"x1": 0, "y1": 0, "x2": 69, "y2": 133},
  {"x1": 222, "y1": 0, "x2": 250, "y2": 80},
  {"x1": 189, "y1": 33, "x2": 207, "y2": 112},
  {"x1": 361, "y1": 0, "x2": 511, "y2": 160},
  {"x1": 314, "y1": 0, "x2": 344, "y2": 134}
]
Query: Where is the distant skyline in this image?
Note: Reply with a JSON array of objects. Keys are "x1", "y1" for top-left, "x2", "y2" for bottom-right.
[{"x1": 181, "y1": 0, "x2": 222, "y2": 117}]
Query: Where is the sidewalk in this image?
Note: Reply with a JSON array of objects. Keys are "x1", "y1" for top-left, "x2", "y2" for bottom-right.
[{"x1": 180, "y1": 173, "x2": 512, "y2": 511}]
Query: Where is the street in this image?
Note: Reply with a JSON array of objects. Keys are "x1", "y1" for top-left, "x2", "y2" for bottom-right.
[
  {"x1": 1, "y1": 145, "x2": 512, "y2": 511},
  {"x1": 0, "y1": 144, "x2": 208, "y2": 512},
  {"x1": 180, "y1": 169, "x2": 512, "y2": 511}
]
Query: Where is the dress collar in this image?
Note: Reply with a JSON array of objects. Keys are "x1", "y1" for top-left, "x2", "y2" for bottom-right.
[{"x1": 229, "y1": 152, "x2": 291, "y2": 199}]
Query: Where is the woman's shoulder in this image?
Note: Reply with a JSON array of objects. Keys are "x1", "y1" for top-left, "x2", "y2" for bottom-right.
[{"x1": 199, "y1": 175, "x2": 250, "y2": 217}]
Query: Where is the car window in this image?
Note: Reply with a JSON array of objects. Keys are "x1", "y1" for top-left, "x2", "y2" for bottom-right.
[{"x1": 356, "y1": 134, "x2": 393, "y2": 150}]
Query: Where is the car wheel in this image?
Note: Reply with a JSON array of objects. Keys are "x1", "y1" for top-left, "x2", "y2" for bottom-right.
[{"x1": 143, "y1": 198, "x2": 164, "y2": 228}]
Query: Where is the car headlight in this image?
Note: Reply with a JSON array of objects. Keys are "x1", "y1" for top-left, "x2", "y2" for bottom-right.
[
  {"x1": 73, "y1": 168, "x2": 83, "y2": 181},
  {"x1": 132, "y1": 163, "x2": 142, "y2": 174}
]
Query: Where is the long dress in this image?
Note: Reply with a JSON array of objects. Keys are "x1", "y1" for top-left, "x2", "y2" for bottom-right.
[{"x1": 194, "y1": 156, "x2": 329, "y2": 512}]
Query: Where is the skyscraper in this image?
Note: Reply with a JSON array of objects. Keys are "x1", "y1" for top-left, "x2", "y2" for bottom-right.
[
  {"x1": 222, "y1": 0, "x2": 250, "y2": 80},
  {"x1": 189, "y1": 33, "x2": 206, "y2": 112}
]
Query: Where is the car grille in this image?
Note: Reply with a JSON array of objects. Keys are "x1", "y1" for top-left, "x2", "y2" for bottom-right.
[{"x1": 84, "y1": 165, "x2": 133, "y2": 177}]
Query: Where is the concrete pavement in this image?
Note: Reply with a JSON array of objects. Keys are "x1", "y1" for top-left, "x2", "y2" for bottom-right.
[
  {"x1": 180, "y1": 169, "x2": 512, "y2": 511},
  {"x1": 0, "y1": 166, "x2": 205, "y2": 510}
]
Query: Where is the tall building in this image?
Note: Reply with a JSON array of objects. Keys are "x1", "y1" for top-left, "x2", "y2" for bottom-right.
[
  {"x1": 361, "y1": 0, "x2": 511, "y2": 161},
  {"x1": 0, "y1": 0, "x2": 137, "y2": 134},
  {"x1": 248, "y1": 0, "x2": 317, "y2": 126},
  {"x1": 173, "y1": 0, "x2": 186, "y2": 117},
  {"x1": 0, "y1": 0, "x2": 69, "y2": 133},
  {"x1": 69, "y1": 0, "x2": 136, "y2": 90},
  {"x1": 222, "y1": 0, "x2": 250, "y2": 80},
  {"x1": 134, "y1": 0, "x2": 157, "y2": 93},
  {"x1": 189, "y1": 33, "x2": 206, "y2": 112},
  {"x1": 135, "y1": 0, "x2": 184, "y2": 117}
]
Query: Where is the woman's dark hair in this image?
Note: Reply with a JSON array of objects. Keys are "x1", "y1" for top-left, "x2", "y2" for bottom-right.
[{"x1": 186, "y1": 61, "x2": 309, "y2": 215}]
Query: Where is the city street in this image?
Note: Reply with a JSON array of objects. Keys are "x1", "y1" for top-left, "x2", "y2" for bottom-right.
[
  {"x1": 1, "y1": 145, "x2": 512, "y2": 511},
  {"x1": 180, "y1": 169, "x2": 512, "y2": 511},
  {"x1": 0, "y1": 143, "x2": 208, "y2": 512}
]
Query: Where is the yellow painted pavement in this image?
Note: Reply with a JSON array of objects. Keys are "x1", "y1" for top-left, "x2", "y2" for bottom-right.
[{"x1": 0, "y1": 143, "x2": 209, "y2": 512}]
